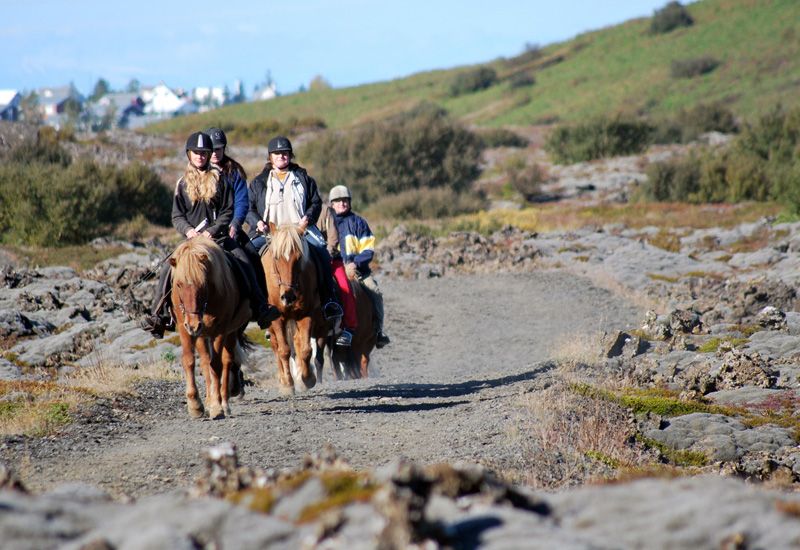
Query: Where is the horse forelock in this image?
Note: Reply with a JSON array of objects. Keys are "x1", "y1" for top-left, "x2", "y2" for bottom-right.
[
  {"x1": 173, "y1": 238, "x2": 234, "y2": 294},
  {"x1": 271, "y1": 225, "x2": 305, "y2": 261}
]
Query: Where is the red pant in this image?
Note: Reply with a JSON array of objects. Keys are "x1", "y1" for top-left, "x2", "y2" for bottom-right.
[{"x1": 332, "y1": 258, "x2": 357, "y2": 329}]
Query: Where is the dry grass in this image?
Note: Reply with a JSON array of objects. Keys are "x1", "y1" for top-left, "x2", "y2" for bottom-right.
[
  {"x1": 507, "y1": 382, "x2": 650, "y2": 490},
  {"x1": 547, "y1": 330, "x2": 608, "y2": 366},
  {"x1": 0, "y1": 359, "x2": 179, "y2": 436}
]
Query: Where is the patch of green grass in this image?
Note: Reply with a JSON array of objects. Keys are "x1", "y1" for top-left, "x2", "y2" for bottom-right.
[
  {"x1": 635, "y1": 434, "x2": 709, "y2": 467},
  {"x1": 585, "y1": 450, "x2": 622, "y2": 469},
  {"x1": 570, "y1": 383, "x2": 736, "y2": 417},
  {"x1": 697, "y1": 336, "x2": 749, "y2": 353},
  {"x1": 298, "y1": 472, "x2": 377, "y2": 523},
  {"x1": 245, "y1": 326, "x2": 272, "y2": 349},
  {"x1": 647, "y1": 273, "x2": 680, "y2": 283}
]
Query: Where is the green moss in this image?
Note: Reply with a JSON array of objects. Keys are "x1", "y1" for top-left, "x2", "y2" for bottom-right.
[
  {"x1": 570, "y1": 383, "x2": 735, "y2": 417},
  {"x1": 647, "y1": 273, "x2": 680, "y2": 283},
  {"x1": 635, "y1": 434, "x2": 709, "y2": 467},
  {"x1": 585, "y1": 450, "x2": 622, "y2": 469},
  {"x1": 298, "y1": 472, "x2": 377, "y2": 523},
  {"x1": 228, "y1": 487, "x2": 277, "y2": 514},
  {"x1": 697, "y1": 336, "x2": 749, "y2": 353}
]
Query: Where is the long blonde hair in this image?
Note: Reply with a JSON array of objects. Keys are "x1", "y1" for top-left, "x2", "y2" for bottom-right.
[{"x1": 181, "y1": 163, "x2": 221, "y2": 204}]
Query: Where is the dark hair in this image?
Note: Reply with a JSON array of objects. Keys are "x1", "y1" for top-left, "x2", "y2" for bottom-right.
[{"x1": 218, "y1": 155, "x2": 247, "y2": 181}]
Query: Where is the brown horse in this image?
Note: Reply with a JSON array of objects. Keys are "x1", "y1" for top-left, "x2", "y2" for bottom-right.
[
  {"x1": 170, "y1": 236, "x2": 251, "y2": 419},
  {"x1": 313, "y1": 276, "x2": 377, "y2": 381},
  {"x1": 262, "y1": 224, "x2": 319, "y2": 394}
]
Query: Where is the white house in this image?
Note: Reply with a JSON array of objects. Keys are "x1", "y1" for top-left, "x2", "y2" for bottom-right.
[
  {"x1": 37, "y1": 85, "x2": 83, "y2": 118},
  {"x1": 252, "y1": 82, "x2": 277, "y2": 102},
  {"x1": 0, "y1": 89, "x2": 21, "y2": 120},
  {"x1": 141, "y1": 82, "x2": 197, "y2": 116},
  {"x1": 194, "y1": 86, "x2": 226, "y2": 108}
]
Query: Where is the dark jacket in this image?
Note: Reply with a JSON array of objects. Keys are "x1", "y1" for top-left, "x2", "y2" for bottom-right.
[
  {"x1": 246, "y1": 163, "x2": 322, "y2": 239},
  {"x1": 333, "y1": 210, "x2": 375, "y2": 277},
  {"x1": 172, "y1": 169, "x2": 233, "y2": 241}
]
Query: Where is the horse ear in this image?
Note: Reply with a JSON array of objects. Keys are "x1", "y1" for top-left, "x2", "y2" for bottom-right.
[
  {"x1": 169, "y1": 257, "x2": 177, "y2": 267},
  {"x1": 269, "y1": 221, "x2": 277, "y2": 234}
]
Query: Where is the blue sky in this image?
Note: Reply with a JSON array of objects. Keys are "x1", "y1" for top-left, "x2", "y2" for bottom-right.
[{"x1": 3, "y1": 0, "x2": 680, "y2": 96}]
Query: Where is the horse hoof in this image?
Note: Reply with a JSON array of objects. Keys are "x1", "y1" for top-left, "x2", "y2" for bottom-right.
[
  {"x1": 301, "y1": 373, "x2": 317, "y2": 390},
  {"x1": 187, "y1": 400, "x2": 204, "y2": 419},
  {"x1": 209, "y1": 407, "x2": 225, "y2": 420},
  {"x1": 279, "y1": 385, "x2": 295, "y2": 396}
]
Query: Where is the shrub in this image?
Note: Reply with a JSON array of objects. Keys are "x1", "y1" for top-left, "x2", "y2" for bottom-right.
[
  {"x1": 304, "y1": 103, "x2": 484, "y2": 204},
  {"x1": 643, "y1": 155, "x2": 702, "y2": 202},
  {"x1": 478, "y1": 128, "x2": 529, "y2": 148},
  {"x1": 0, "y1": 141, "x2": 171, "y2": 246},
  {"x1": 652, "y1": 102, "x2": 738, "y2": 144},
  {"x1": 649, "y1": 1, "x2": 694, "y2": 34},
  {"x1": 448, "y1": 67, "x2": 498, "y2": 96},
  {"x1": 544, "y1": 116, "x2": 653, "y2": 164},
  {"x1": 503, "y1": 155, "x2": 548, "y2": 201},
  {"x1": 508, "y1": 71, "x2": 536, "y2": 89},
  {"x1": 670, "y1": 56, "x2": 721, "y2": 78},
  {"x1": 365, "y1": 187, "x2": 483, "y2": 220}
]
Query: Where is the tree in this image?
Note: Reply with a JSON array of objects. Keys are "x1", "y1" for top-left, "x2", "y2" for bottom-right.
[
  {"x1": 89, "y1": 78, "x2": 110, "y2": 102},
  {"x1": 309, "y1": 75, "x2": 331, "y2": 91},
  {"x1": 19, "y1": 92, "x2": 43, "y2": 125},
  {"x1": 125, "y1": 78, "x2": 140, "y2": 93}
]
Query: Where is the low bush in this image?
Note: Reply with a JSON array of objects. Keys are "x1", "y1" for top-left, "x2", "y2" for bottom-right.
[
  {"x1": 0, "y1": 139, "x2": 170, "y2": 246},
  {"x1": 203, "y1": 117, "x2": 326, "y2": 146},
  {"x1": 545, "y1": 116, "x2": 653, "y2": 164},
  {"x1": 304, "y1": 103, "x2": 484, "y2": 204},
  {"x1": 670, "y1": 56, "x2": 721, "y2": 79},
  {"x1": 365, "y1": 187, "x2": 483, "y2": 220},
  {"x1": 649, "y1": 1, "x2": 694, "y2": 34},
  {"x1": 503, "y1": 155, "x2": 548, "y2": 201},
  {"x1": 508, "y1": 71, "x2": 536, "y2": 89},
  {"x1": 448, "y1": 67, "x2": 498, "y2": 96},
  {"x1": 644, "y1": 105, "x2": 800, "y2": 209},
  {"x1": 652, "y1": 102, "x2": 739, "y2": 144},
  {"x1": 478, "y1": 128, "x2": 528, "y2": 148}
]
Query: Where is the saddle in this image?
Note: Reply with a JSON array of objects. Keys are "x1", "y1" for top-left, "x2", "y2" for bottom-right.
[{"x1": 224, "y1": 252, "x2": 253, "y2": 296}]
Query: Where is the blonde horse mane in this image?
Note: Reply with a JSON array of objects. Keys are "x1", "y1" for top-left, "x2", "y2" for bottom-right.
[
  {"x1": 270, "y1": 225, "x2": 308, "y2": 261},
  {"x1": 172, "y1": 237, "x2": 235, "y2": 295}
]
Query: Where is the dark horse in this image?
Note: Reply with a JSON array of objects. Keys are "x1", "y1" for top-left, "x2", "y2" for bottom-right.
[
  {"x1": 313, "y1": 274, "x2": 377, "y2": 381},
  {"x1": 261, "y1": 224, "x2": 319, "y2": 394},
  {"x1": 170, "y1": 236, "x2": 251, "y2": 419}
]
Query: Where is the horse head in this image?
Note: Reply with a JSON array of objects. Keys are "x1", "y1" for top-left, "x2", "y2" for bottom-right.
[
  {"x1": 267, "y1": 224, "x2": 311, "y2": 309},
  {"x1": 170, "y1": 237, "x2": 217, "y2": 337}
]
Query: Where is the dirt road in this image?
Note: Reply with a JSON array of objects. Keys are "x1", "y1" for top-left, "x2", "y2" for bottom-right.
[{"x1": 2, "y1": 271, "x2": 642, "y2": 499}]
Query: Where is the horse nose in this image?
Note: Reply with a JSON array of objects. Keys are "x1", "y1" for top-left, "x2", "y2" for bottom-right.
[
  {"x1": 281, "y1": 290, "x2": 296, "y2": 306},
  {"x1": 185, "y1": 320, "x2": 203, "y2": 338}
]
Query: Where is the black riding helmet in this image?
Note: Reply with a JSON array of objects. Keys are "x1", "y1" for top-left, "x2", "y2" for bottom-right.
[
  {"x1": 185, "y1": 131, "x2": 213, "y2": 153},
  {"x1": 268, "y1": 135, "x2": 293, "y2": 154},
  {"x1": 205, "y1": 127, "x2": 227, "y2": 150}
]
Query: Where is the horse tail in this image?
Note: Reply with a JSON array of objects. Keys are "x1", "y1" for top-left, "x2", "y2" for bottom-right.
[{"x1": 237, "y1": 327, "x2": 254, "y2": 353}]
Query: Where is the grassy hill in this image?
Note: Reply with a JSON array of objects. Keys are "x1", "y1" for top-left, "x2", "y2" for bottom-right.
[{"x1": 146, "y1": 0, "x2": 800, "y2": 137}]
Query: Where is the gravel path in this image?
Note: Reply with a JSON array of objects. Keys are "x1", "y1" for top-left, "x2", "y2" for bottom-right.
[{"x1": 2, "y1": 271, "x2": 643, "y2": 499}]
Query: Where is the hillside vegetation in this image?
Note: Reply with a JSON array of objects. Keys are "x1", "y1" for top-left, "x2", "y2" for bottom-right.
[{"x1": 146, "y1": 0, "x2": 800, "y2": 135}]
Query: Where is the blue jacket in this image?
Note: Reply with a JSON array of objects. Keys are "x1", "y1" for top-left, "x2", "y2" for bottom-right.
[
  {"x1": 333, "y1": 210, "x2": 375, "y2": 276},
  {"x1": 228, "y1": 170, "x2": 248, "y2": 230}
]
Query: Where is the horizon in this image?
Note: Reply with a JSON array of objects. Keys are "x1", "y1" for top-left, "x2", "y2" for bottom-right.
[{"x1": 3, "y1": 0, "x2": 680, "y2": 97}]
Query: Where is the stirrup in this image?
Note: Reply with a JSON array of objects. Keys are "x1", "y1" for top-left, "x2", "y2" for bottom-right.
[
  {"x1": 335, "y1": 329, "x2": 353, "y2": 347},
  {"x1": 257, "y1": 305, "x2": 281, "y2": 329},
  {"x1": 323, "y1": 301, "x2": 343, "y2": 320},
  {"x1": 376, "y1": 332, "x2": 391, "y2": 349},
  {"x1": 140, "y1": 314, "x2": 166, "y2": 339}
]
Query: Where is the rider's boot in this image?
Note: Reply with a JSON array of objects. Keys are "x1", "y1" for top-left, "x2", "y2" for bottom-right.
[{"x1": 335, "y1": 327, "x2": 353, "y2": 347}]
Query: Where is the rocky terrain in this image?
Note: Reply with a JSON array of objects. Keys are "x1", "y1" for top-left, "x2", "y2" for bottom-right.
[{"x1": 2, "y1": 135, "x2": 800, "y2": 547}]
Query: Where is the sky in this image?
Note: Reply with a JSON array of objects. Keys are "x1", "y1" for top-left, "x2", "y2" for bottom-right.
[{"x1": 3, "y1": 0, "x2": 679, "y2": 97}]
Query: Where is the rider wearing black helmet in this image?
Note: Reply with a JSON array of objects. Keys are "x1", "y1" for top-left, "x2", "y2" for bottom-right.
[
  {"x1": 246, "y1": 135, "x2": 347, "y2": 341},
  {"x1": 140, "y1": 131, "x2": 279, "y2": 338}
]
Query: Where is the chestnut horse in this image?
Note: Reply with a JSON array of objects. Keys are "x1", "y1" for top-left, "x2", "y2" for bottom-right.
[
  {"x1": 261, "y1": 224, "x2": 319, "y2": 394},
  {"x1": 313, "y1": 276, "x2": 377, "y2": 381},
  {"x1": 170, "y1": 236, "x2": 251, "y2": 419}
]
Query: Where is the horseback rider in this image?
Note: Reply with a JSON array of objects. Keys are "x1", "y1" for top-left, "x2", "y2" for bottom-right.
[
  {"x1": 245, "y1": 136, "x2": 346, "y2": 339},
  {"x1": 140, "y1": 131, "x2": 279, "y2": 338},
  {"x1": 322, "y1": 185, "x2": 390, "y2": 349}
]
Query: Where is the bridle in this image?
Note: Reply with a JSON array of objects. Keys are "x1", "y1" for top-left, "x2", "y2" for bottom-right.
[{"x1": 269, "y1": 254, "x2": 299, "y2": 293}]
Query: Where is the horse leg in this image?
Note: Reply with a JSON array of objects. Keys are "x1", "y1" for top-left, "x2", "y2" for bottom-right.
[
  {"x1": 198, "y1": 337, "x2": 224, "y2": 420},
  {"x1": 272, "y1": 321, "x2": 295, "y2": 395},
  {"x1": 312, "y1": 337, "x2": 325, "y2": 384},
  {"x1": 220, "y1": 334, "x2": 237, "y2": 416},
  {"x1": 179, "y1": 330, "x2": 204, "y2": 419},
  {"x1": 360, "y1": 349, "x2": 370, "y2": 378},
  {"x1": 293, "y1": 317, "x2": 317, "y2": 390}
]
